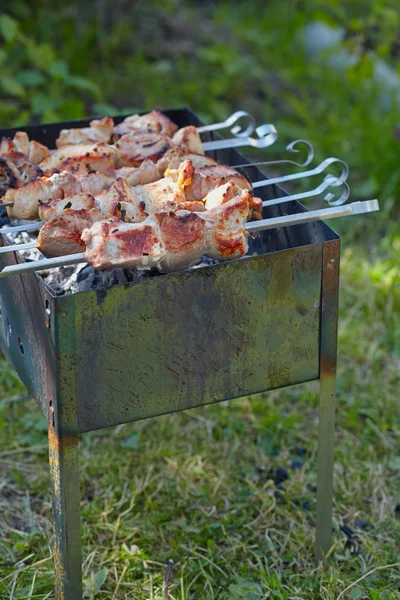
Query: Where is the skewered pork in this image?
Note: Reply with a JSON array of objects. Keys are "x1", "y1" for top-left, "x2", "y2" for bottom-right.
[
  {"x1": 37, "y1": 209, "x2": 104, "y2": 257},
  {"x1": 199, "y1": 190, "x2": 252, "y2": 260},
  {"x1": 82, "y1": 217, "x2": 167, "y2": 270},
  {"x1": 113, "y1": 133, "x2": 175, "y2": 168},
  {"x1": 3, "y1": 172, "x2": 80, "y2": 219},
  {"x1": 81, "y1": 186, "x2": 252, "y2": 271},
  {"x1": 95, "y1": 178, "x2": 149, "y2": 222},
  {"x1": 1, "y1": 132, "x2": 49, "y2": 164},
  {"x1": 171, "y1": 126, "x2": 204, "y2": 155},
  {"x1": 39, "y1": 143, "x2": 117, "y2": 176},
  {"x1": 112, "y1": 110, "x2": 178, "y2": 139},
  {"x1": 155, "y1": 210, "x2": 206, "y2": 272},
  {"x1": 165, "y1": 160, "x2": 250, "y2": 202},
  {"x1": 38, "y1": 193, "x2": 96, "y2": 222},
  {"x1": 56, "y1": 117, "x2": 114, "y2": 148}
]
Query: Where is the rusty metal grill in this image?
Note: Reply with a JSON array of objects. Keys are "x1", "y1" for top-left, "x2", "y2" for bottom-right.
[{"x1": 0, "y1": 108, "x2": 341, "y2": 599}]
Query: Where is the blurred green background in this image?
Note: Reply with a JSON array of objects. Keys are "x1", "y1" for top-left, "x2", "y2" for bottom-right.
[
  {"x1": 0, "y1": 2, "x2": 399, "y2": 599},
  {"x1": 1, "y1": 0, "x2": 400, "y2": 217}
]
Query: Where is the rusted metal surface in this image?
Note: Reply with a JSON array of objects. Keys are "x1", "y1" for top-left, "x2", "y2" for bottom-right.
[
  {"x1": 0, "y1": 258, "x2": 55, "y2": 419},
  {"x1": 315, "y1": 239, "x2": 340, "y2": 562},
  {"x1": 69, "y1": 242, "x2": 323, "y2": 432},
  {"x1": 48, "y1": 301, "x2": 82, "y2": 600}
]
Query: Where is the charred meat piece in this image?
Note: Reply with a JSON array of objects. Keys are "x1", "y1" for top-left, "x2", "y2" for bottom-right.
[
  {"x1": 0, "y1": 132, "x2": 49, "y2": 164},
  {"x1": 113, "y1": 110, "x2": 178, "y2": 139},
  {"x1": 114, "y1": 133, "x2": 174, "y2": 168},
  {"x1": 38, "y1": 193, "x2": 96, "y2": 222},
  {"x1": 203, "y1": 181, "x2": 245, "y2": 210},
  {"x1": 0, "y1": 153, "x2": 44, "y2": 191},
  {"x1": 38, "y1": 209, "x2": 103, "y2": 257},
  {"x1": 179, "y1": 163, "x2": 251, "y2": 203},
  {"x1": 115, "y1": 160, "x2": 161, "y2": 186},
  {"x1": 39, "y1": 143, "x2": 117, "y2": 176},
  {"x1": 199, "y1": 190, "x2": 252, "y2": 260},
  {"x1": 3, "y1": 172, "x2": 80, "y2": 220},
  {"x1": 77, "y1": 172, "x2": 115, "y2": 195},
  {"x1": 82, "y1": 217, "x2": 166, "y2": 270},
  {"x1": 56, "y1": 117, "x2": 114, "y2": 148},
  {"x1": 166, "y1": 152, "x2": 216, "y2": 170},
  {"x1": 156, "y1": 210, "x2": 206, "y2": 272},
  {"x1": 202, "y1": 180, "x2": 263, "y2": 220},
  {"x1": 172, "y1": 126, "x2": 204, "y2": 155},
  {"x1": 95, "y1": 178, "x2": 148, "y2": 222},
  {"x1": 132, "y1": 177, "x2": 187, "y2": 215}
]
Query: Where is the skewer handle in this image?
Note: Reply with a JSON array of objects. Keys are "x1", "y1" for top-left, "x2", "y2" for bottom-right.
[
  {"x1": 196, "y1": 111, "x2": 255, "y2": 137},
  {"x1": 202, "y1": 124, "x2": 278, "y2": 151},
  {"x1": 245, "y1": 200, "x2": 380, "y2": 233}
]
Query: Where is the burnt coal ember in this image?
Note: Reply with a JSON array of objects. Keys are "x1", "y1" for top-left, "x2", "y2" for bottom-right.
[{"x1": 76, "y1": 264, "x2": 161, "y2": 292}]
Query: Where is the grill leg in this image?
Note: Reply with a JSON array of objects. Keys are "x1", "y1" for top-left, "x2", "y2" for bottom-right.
[
  {"x1": 48, "y1": 415, "x2": 82, "y2": 599},
  {"x1": 315, "y1": 240, "x2": 340, "y2": 563}
]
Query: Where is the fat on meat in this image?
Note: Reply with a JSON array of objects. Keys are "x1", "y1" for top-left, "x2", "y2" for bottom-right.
[{"x1": 82, "y1": 216, "x2": 166, "y2": 270}]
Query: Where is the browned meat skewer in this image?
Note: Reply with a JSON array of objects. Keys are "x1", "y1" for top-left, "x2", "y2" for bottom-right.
[
  {"x1": 37, "y1": 209, "x2": 104, "y2": 257},
  {"x1": 56, "y1": 117, "x2": 115, "y2": 148},
  {"x1": 39, "y1": 143, "x2": 118, "y2": 177},
  {"x1": 80, "y1": 187, "x2": 253, "y2": 271},
  {"x1": 38, "y1": 193, "x2": 97, "y2": 222},
  {"x1": 112, "y1": 110, "x2": 178, "y2": 139}
]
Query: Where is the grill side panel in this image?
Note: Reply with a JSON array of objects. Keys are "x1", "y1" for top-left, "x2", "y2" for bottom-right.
[
  {"x1": 65, "y1": 243, "x2": 323, "y2": 432},
  {"x1": 0, "y1": 256, "x2": 57, "y2": 418}
]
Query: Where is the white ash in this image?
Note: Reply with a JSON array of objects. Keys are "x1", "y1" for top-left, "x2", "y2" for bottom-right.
[{"x1": 1, "y1": 222, "x2": 218, "y2": 296}]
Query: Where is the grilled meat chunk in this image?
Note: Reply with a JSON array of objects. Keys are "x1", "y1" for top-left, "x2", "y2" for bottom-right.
[
  {"x1": 39, "y1": 143, "x2": 117, "y2": 176},
  {"x1": 203, "y1": 181, "x2": 244, "y2": 210},
  {"x1": 156, "y1": 210, "x2": 206, "y2": 272},
  {"x1": 132, "y1": 178, "x2": 187, "y2": 215},
  {"x1": 172, "y1": 126, "x2": 204, "y2": 154},
  {"x1": 0, "y1": 132, "x2": 49, "y2": 164},
  {"x1": 179, "y1": 163, "x2": 251, "y2": 203},
  {"x1": 114, "y1": 133, "x2": 174, "y2": 168},
  {"x1": 76, "y1": 172, "x2": 115, "y2": 195},
  {"x1": 82, "y1": 217, "x2": 166, "y2": 270},
  {"x1": 38, "y1": 193, "x2": 96, "y2": 222},
  {"x1": 38, "y1": 209, "x2": 103, "y2": 257},
  {"x1": 56, "y1": 117, "x2": 114, "y2": 148},
  {"x1": 113, "y1": 111, "x2": 178, "y2": 139},
  {"x1": 199, "y1": 190, "x2": 252, "y2": 260},
  {"x1": 3, "y1": 172, "x2": 80, "y2": 220},
  {"x1": 116, "y1": 160, "x2": 161, "y2": 186},
  {"x1": 166, "y1": 153, "x2": 216, "y2": 170},
  {"x1": 202, "y1": 180, "x2": 262, "y2": 220},
  {"x1": 95, "y1": 179, "x2": 149, "y2": 222},
  {"x1": 0, "y1": 154, "x2": 43, "y2": 191}
]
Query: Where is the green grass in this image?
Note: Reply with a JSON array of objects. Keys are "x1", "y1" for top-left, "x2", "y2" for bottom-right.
[{"x1": 0, "y1": 233, "x2": 399, "y2": 599}]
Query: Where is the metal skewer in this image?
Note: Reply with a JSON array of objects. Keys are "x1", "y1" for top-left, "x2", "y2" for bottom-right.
[
  {"x1": 252, "y1": 156, "x2": 349, "y2": 188},
  {"x1": 202, "y1": 124, "x2": 278, "y2": 151},
  {"x1": 233, "y1": 139, "x2": 315, "y2": 169},
  {"x1": 0, "y1": 240, "x2": 38, "y2": 254},
  {"x1": 0, "y1": 222, "x2": 44, "y2": 234},
  {"x1": 246, "y1": 199, "x2": 379, "y2": 233},
  {"x1": 262, "y1": 176, "x2": 350, "y2": 208},
  {"x1": 196, "y1": 111, "x2": 256, "y2": 137},
  {"x1": 0, "y1": 200, "x2": 379, "y2": 279}
]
